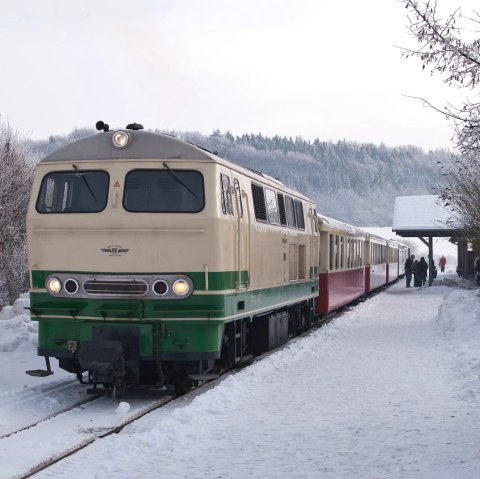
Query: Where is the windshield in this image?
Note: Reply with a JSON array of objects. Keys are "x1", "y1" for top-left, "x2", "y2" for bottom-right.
[
  {"x1": 123, "y1": 169, "x2": 204, "y2": 212},
  {"x1": 36, "y1": 170, "x2": 109, "y2": 213}
]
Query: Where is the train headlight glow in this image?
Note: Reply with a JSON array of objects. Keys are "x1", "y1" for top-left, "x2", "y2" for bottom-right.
[
  {"x1": 46, "y1": 277, "x2": 62, "y2": 294},
  {"x1": 112, "y1": 131, "x2": 130, "y2": 149},
  {"x1": 172, "y1": 279, "x2": 190, "y2": 296}
]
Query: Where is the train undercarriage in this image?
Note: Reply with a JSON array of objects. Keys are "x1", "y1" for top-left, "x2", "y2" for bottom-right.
[{"x1": 28, "y1": 300, "x2": 315, "y2": 398}]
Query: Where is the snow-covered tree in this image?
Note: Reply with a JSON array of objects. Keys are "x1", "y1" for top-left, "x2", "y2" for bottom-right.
[
  {"x1": 400, "y1": 0, "x2": 480, "y2": 238},
  {"x1": 0, "y1": 119, "x2": 36, "y2": 307}
]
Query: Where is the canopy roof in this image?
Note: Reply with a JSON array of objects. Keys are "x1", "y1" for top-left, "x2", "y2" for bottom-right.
[{"x1": 392, "y1": 195, "x2": 461, "y2": 237}]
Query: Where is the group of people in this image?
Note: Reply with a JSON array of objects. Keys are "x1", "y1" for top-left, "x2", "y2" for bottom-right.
[
  {"x1": 404, "y1": 254, "x2": 445, "y2": 287},
  {"x1": 405, "y1": 255, "x2": 428, "y2": 287}
]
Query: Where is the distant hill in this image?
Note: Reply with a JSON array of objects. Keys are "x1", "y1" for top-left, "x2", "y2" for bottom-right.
[{"x1": 28, "y1": 128, "x2": 450, "y2": 226}]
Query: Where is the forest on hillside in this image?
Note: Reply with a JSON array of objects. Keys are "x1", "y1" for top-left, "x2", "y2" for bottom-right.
[{"x1": 29, "y1": 127, "x2": 450, "y2": 226}]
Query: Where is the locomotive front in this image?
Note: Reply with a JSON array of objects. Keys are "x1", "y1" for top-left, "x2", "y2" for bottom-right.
[{"x1": 26, "y1": 125, "x2": 231, "y2": 394}]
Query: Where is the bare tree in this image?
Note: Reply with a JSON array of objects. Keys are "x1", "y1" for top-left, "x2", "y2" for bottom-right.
[
  {"x1": 0, "y1": 119, "x2": 36, "y2": 307},
  {"x1": 400, "y1": 0, "x2": 480, "y2": 237}
]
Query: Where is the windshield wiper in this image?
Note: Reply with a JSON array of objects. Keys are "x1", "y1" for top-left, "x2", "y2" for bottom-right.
[
  {"x1": 72, "y1": 164, "x2": 97, "y2": 201},
  {"x1": 162, "y1": 162, "x2": 197, "y2": 197}
]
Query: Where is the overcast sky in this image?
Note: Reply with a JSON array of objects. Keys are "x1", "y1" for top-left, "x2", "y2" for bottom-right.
[{"x1": 0, "y1": 0, "x2": 475, "y2": 150}]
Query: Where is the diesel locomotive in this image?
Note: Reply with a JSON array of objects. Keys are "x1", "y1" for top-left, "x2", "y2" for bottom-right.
[{"x1": 26, "y1": 123, "x2": 320, "y2": 395}]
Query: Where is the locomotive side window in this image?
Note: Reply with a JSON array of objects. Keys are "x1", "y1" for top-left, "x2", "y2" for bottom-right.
[
  {"x1": 36, "y1": 170, "x2": 109, "y2": 213},
  {"x1": 277, "y1": 193, "x2": 287, "y2": 226},
  {"x1": 220, "y1": 173, "x2": 233, "y2": 215},
  {"x1": 234, "y1": 178, "x2": 243, "y2": 218},
  {"x1": 251, "y1": 183, "x2": 267, "y2": 222},
  {"x1": 285, "y1": 196, "x2": 296, "y2": 227},
  {"x1": 294, "y1": 200, "x2": 305, "y2": 230},
  {"x1": 265, "y1": 188, "x2": 280, "y2": 225},
  {"x1": 123, "y1": 170, "x2": 204, "y2": 213}
]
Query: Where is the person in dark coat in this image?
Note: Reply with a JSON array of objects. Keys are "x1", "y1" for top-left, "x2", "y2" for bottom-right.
[
  {"x1": 413, "y1": 259, "x2": 421, "y2": 287},
  {"x1": 417, "y1": 257, "x2": 428, "y2": 286},
  {"x1": 404, "y1": 254, "x2": 415, "y2": 287}
]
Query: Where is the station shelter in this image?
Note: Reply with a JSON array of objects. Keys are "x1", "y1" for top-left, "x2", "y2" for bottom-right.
[{"x1": 392, "y1": 195, "x2": 469, "y2": 286}]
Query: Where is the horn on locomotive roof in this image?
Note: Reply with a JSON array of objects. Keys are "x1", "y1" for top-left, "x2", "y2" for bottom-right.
[
  {"x1": 126, "y1": 123, "x2": 144, "y2": 130},
  {"x1": 95, "y1": 120, "x2": 110, "y2": 132}
]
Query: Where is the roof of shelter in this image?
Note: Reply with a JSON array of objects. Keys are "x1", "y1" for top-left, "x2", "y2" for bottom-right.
[{"x1": 392, "y1": 195, "x2": 461, "y2": 237}]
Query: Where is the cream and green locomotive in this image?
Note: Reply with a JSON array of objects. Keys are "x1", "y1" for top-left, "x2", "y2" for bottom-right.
[{"x1": 26, "y1": 124, "x2": 319, "y2": 395}]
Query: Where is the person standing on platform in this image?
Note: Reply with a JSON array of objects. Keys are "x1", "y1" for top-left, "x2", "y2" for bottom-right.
[
  {"x1": 439, "y1": 255, "x2": 447, "y2": 273},
  {"x1": 413, "y1": 259, "x2": 421, "y2": 287},
  {"x1": 417, "y1": 257, "x2": 428, "y2": 286},
  {"x1": 405, "y1": 254, "x2": 415, "y2": 287}
]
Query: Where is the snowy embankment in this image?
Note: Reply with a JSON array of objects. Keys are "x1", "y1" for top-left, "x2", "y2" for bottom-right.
[{"x1": 1, "y1": 275, "x2": 480, "y2": 478}]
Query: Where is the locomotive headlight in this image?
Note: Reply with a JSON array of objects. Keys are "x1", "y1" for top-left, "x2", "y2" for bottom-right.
[
  {"x1": 46, "y1": 277, "x2": 62, "y2": 294},
  {"x1": 172, "y1": 279, "x2": 190, "y2": 296},
  {"x1": 112, "y1": 131, "x2": 130, "y2": 149}
]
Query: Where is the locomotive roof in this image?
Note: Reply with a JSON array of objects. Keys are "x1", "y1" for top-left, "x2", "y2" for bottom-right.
[
  {"x1": 40, "y1": 130, "x2": 218, "y2": 163},
  {"x1": 40, "y1": 129, "x2": 312, "y2": 202}
]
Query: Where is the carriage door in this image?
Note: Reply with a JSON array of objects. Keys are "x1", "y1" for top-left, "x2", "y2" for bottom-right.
[{"x1": 233, "y1": 178, "x2": 248, "y2": 289}]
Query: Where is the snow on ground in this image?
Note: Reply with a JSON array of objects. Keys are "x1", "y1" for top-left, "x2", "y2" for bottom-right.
[
  {"x1": 1, "y1": 274, "x2": 480, "y2": 478},
  {"x1": 0, "y1": 294, "x2": 72, "y2": 396}
]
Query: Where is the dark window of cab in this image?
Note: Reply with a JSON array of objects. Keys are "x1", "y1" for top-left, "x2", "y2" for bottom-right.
[
  {"x1": 123, "y1": 169, "x2": 205, "y2": 213},
  {"x1": 36, "y1": 170, "x2": 110, "y2": 213}
]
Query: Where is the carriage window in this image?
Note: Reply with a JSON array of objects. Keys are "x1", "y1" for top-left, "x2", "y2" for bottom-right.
[
  {"x1": 220, "y1": 173, "x2": 233, "y2": 215},
  {"x1": 251, "y1": 183, "x2": 267, "y2": 222},
  {"x1": 329, "y1": 234, "x2": 335, "y2": 270},
  {"x1": 335, "y1": 235, "x2": 339, "y2": 270},
  {"x1": 265, "y1": 188, "x2": 280, "y2": 225},
  {"x1": 36, "y1": 170, "x2": 109, "y2": 213},
  {"x1": 124, "y1": 169, "x2": 204, "y2": 212},
  {"x1": 339, "y1": 236, "x2": 344, "y2": 269}
]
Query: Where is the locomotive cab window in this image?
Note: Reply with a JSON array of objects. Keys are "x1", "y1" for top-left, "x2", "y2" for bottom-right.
[
  {"x1": 123, "y1": 169, "x2": 204, "y2": 212},
  {"x1": 36, "y1": 170, "x2": 109, "y2": 213}
]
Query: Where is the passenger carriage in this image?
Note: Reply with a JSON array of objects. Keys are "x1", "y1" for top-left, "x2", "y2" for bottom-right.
[
  {"x1": 315, "y1": 215, "x2": 367, "y2": 315},
  {"x1": 386, "y1": 240, "x2": 409, "y2": 282},
  {"x1": 365, "y1": 233, "x2": 388, "y2": 292}
]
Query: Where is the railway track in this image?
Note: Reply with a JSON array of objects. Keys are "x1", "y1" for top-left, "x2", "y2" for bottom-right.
[
  {"x1": 0, "y1": 380, "x2": 87, "y2": 439},
  {"x1": 0, "y1": 394, "x2": 173, "y2": 479}
]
